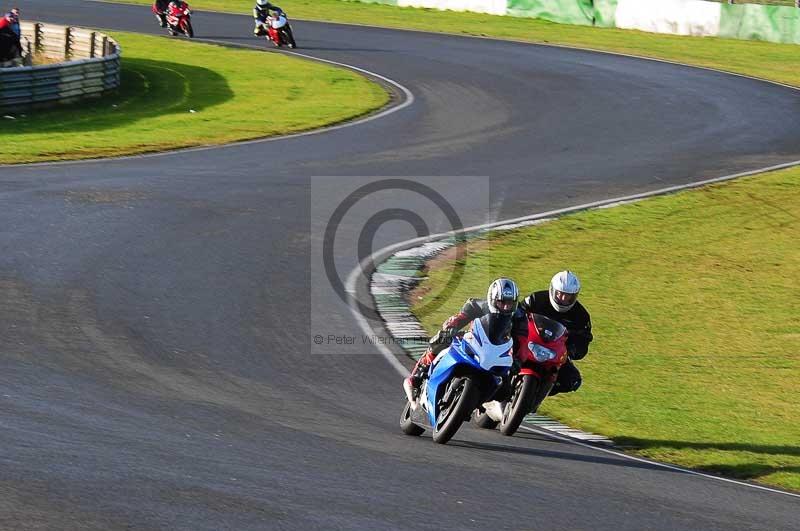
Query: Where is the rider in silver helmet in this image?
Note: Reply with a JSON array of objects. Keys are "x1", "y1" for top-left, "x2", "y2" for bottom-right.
[
  {"x1": 403, "y1": 278, "x2": 524, "y2": 401},
  {"x1": 253, "y1": 0, "x2": 283, "y2": 35}
]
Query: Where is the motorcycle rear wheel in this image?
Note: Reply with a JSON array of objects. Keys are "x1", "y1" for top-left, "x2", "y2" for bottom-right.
[
  {"x1": 499, "y1": 374, "x2": 538, "y2": 436},
  {"x1": 400, "y1": 401, "x2": 424, "y2": 436},
  {"x1": 432, "y1": 378, "x2": 479, "y2": 445},
  {"x1": 284, "y1": 29, "x2": 297, "y2": 49}
]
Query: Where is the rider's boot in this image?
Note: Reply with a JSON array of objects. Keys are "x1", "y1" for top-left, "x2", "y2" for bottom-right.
[{"x1": 403, "y1": 349, "x2": 435, "y2": 405}]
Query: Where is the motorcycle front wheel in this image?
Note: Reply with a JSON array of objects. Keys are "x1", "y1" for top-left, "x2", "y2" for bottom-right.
[
  {"x1": 499, "y1": 374, "x2": 539, "y2": 436},
  {"x1": 400, "y1": 401, "x2": 424, "y2": 436},
  {"x1": 183, "y1": 20, "x2": 194, "y2": 38},
  {"x1": 432, "y1": 377, "x2": 479, "y2": 444}
]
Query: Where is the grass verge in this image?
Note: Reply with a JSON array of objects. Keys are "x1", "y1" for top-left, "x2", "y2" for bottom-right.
[
  {"x1": 107, "y1": 0, "x2": 800, "y2": 88},
  {"x1": 0, "y1": 31, "x2": 388, "y2": 164},
  {"x1": 411, "y1": 167, "x2": 800, "y2": 492}
]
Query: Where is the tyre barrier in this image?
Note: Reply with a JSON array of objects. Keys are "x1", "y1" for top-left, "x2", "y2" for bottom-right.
[{"x1": 0, "y1": 22, "x2": 121, "y2": 111}]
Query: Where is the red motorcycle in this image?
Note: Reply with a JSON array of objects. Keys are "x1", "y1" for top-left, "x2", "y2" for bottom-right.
[
  {"x1": 261, "y1": 13, "x2": 296, "y2": 48},
  {"x1": 473, "y1": 313, "x2": 569, "y2": 436},
  {"x1": 166, "y1": 1, "x2": 194, "y2": 38}
]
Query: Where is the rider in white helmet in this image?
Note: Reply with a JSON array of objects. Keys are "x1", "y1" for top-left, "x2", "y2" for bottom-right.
[
  {"x1": 253, "y1": 0, "x2": 283, "y2": 36},
  {"x1": 519, "y1": 271, "x2": 593, "y2": 395}
]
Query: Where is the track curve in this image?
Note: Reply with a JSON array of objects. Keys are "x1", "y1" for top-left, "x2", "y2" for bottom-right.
[{"x1": 2, "y1": 2, "x2": 800, "y2": 529}]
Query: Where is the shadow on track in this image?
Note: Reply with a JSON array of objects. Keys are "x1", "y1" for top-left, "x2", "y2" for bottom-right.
[{"x1": 445, "y1": 437, "x2": 682, "y2": 474}]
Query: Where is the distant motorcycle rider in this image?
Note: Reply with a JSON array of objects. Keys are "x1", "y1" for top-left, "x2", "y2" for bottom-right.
[
  {"x1": 403, "y1": 278, "x2": 525, "y2": 402},
  {"x1": 152, "y1": 0, "x2": 170, "y2": 27},
  {"x1": 168, "y1": 0, "x2": 189, "y2": 13},
  {"x1": 253, "y1": 0, "x2": 283, "y2": 36},
  {"x1": 519, "y1": 271, "x2": 593, "y2": 396}
]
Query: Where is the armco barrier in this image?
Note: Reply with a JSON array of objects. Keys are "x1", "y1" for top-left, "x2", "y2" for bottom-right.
[{"x1": 0, "y1": 22, "x2": 121, "y2": 111}]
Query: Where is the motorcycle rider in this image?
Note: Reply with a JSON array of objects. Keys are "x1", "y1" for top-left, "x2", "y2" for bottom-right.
[
  {"x1": 168, "y1": 0, "x2": 189, "y2": 13},
  {"x1": 253, "y1": 0, "x2": 283, "y2": 36},
  {"x1": 403, "y1": 278, "x2": 525, "y2": 402},
  {"x1": 152, "y1": 0, "x2": 170, "y2": 27},
  {"x1": 519, "y1": 271, "x2": 593, "y2": 396},
  {"x1": 165, "y1": 0, "x2": 190, "y2": 33}
]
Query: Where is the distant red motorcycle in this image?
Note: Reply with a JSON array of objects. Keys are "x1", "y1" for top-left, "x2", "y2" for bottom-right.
[
  {"x1": 165, "y1": 1, "x2": 194, "y2": 38},
  {"x1": 260, "y1": 13, "x2": 296, "y2": 48},
  {"x1": 473, "y1": 313, "x2": 569, "y2": 436}
]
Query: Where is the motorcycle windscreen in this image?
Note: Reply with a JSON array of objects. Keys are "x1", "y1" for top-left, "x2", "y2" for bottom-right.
[
  {"x1": 463, "y1": 318, "x2": 513, "y2": 370},
  {"x1": 532, "y1": 313, "x2": 567, "y2": 343}
]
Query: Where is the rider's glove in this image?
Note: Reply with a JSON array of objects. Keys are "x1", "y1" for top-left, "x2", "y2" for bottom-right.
[{"x1": 429, "y1": 327, "x2": 457, "y2": 347}]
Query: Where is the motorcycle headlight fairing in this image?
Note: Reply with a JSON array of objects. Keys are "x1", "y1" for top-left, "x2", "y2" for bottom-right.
[{"x1": 529, "y1": 343, "x2": 556, "y2": 363}]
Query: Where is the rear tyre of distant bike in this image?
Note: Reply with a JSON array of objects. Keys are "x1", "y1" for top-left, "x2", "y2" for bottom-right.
[
  {"x1": 432, "y1": 378, "x2": 479, "y2": 445},
  {"x1": 499, "y1": 374, "x2": 538, "y2": 436},
  {"x1": 284, "y1": 27, "x2": 297, "y2": 48},
  {"x1": 400, "y1": 401, "x2": 424, "y2": 436}
]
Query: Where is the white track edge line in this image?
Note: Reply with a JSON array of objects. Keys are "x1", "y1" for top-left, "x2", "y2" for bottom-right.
[
  {"x1": 518, "y1": 425, "x2": 800, "y2": 499},
  {"x1": 345, "y1": 158, "x2": 800, "y2": 498},
  {"x1": 1, "y1": 40, "x2": 414, "y2": 169},
  {"x1": 20, "y1": 2, "x2": 799, "y2": 169}
]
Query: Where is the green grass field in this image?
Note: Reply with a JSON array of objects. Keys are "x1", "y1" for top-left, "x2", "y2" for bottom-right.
[
  {"x1": 412, "y1": 167, "x2": 800, "y2": 492},
  {"x1": 0, "y1": 31, "x2": 388, "y2": 163}
]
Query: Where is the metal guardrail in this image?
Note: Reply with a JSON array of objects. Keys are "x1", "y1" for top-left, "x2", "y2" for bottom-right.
[{"x1": 0, "y1": 22, "x2": 121, "y2": 111}]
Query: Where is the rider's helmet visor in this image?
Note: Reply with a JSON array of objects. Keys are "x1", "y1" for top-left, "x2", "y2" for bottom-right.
[
  {"x1": 553, "y1": 290, "x2": 577, "y2": 308},
  {"x1": 494, "y1": 299, "x2": 516, "y2": 314}
]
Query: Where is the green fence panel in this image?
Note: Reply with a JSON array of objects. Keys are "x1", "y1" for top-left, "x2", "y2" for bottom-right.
[
  {"x1": 592, "y1": 0, "x2": 618, "y2": 28},
  {"x1": 351, "y1": 0, "x2": 400, "y2": 5},
  {"x1": 506, "y1": 0, "x2": 595, "y2": 26},
  {"x1": 720, "y1": 4, "x2": 800, "y2": 45}
]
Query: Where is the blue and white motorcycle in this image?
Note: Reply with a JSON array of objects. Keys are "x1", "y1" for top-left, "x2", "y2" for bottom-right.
[{"x1": 400, "y1": 316, "x2": 514, "y2": 444}]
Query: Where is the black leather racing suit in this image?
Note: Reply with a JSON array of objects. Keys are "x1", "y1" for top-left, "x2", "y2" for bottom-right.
[
  {"x1": 254, "y1": 2, "x2": 282, "y2": 22},
  {"x1": 519, "y1": 290, "x2": 593, "y2": 395}
]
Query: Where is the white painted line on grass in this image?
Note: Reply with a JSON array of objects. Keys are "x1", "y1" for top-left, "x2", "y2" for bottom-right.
[
  {"x1": 0, "y1": 39, "x2": 415, "y2": 169},
  {"x1": 347, "y1": 157, "x2": 800, "y2": 497},
  {"x1": 518, "y1": 425, "x2": 800, "y2": 499}
]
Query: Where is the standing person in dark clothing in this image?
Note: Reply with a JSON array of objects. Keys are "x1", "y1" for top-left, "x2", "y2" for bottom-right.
[
  {"x1": 519, "y1": 271, "x2": 593, "y2": 395},
  {"x1": 0, "y1": 8, "x2": 21, "y2": 63}
]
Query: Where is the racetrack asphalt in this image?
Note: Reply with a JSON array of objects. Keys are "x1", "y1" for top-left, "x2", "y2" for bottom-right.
[{"x1": 2, "y1": 2, "x2": 800, "y2": 529}]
